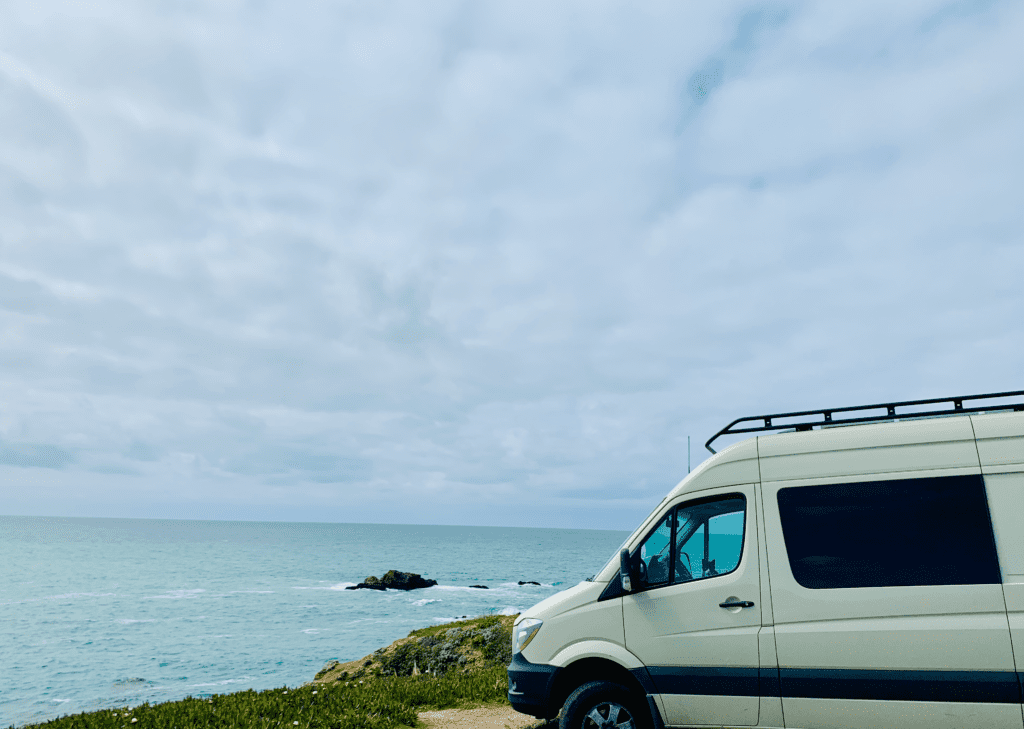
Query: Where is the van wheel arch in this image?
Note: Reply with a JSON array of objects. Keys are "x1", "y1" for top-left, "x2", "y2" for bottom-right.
[{"x1": 548, "y1": 658, "x2": 650, "y2": 722}]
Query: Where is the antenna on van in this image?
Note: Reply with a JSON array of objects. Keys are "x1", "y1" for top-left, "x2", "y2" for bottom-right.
[{"x1": 705, "y1": 389, "x2": 1024, "y2": 454}]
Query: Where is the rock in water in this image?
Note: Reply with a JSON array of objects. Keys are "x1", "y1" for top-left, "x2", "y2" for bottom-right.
[
  {"x1": 344, "y1": 582, "x2": 385, "y2": 591},
  {"x1": 344, "y1": 570, "x2": 438, "y2": 591},
  {"x1": 378, "y1": 570, "x2": 437, "y2": 590},
  {"x1": 518, "y1": 580, "x2": 541, "y2": 586},
  {"x1": 469, "y1": 585, "x2": 488, "y2": 589}
]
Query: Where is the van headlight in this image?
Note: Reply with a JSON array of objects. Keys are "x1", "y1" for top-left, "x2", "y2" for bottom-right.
[{"x1": 512, "y1": 618, "x2": 543, "y2": 654}]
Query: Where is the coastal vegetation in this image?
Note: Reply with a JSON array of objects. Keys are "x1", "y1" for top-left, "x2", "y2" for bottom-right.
[{"x1": 16, "y1": 615, "x2": 521, "y2": 729}]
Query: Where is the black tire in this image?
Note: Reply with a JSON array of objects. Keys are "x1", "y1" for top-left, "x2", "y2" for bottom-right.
[{"x1": 558, "y1": 680, "x2": 648, "y2": 729}]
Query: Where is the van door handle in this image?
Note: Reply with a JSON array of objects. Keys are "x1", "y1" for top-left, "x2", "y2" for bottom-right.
[{"x1": 719, "y1": 600, "x2": 755, "y2": 609}]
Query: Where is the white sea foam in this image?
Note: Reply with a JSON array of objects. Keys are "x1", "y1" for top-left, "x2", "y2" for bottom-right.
[
  {"x1": 411, "y1": 598, "x2": 438, "y2": 606},
  {"x1": 188, "y1": 676, "x2": 252, "y2": 688},
  {"x1": 33, "y1": 592, "x2": 118, "y2": 603},
  {"x1": 114, "y1": 619, "x2": 156, "y2": 625},
  {"x1": 51, "y1": 699, "x2": 70, "y2": 703},
  {"x1": 0, "y1": 596, "x2": 110, "y2": 605},
  {"x1": 497, "y1": 606, "x2": 521, "y2": 616},
  {"x1": 301, "y1": 628, "x2": 324, "y2": 634},
  {"x1": 329, "y1": 582, "x2": 357, "y2": 590},
  {"x1": 144, "y1": 589, "x2": 206, "y2": 600},
  {"x1": 431, "y1": 585, "x2": 483, "y2": 592}
]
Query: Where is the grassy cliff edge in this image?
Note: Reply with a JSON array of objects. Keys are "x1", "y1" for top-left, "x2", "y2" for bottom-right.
[{"x1": 16, "y1": 615, "x2": 520, "y2": 729}]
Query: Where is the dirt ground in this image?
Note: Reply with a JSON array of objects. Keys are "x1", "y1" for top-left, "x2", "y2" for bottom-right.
[{"x1": 416, "y1": 705, "x2": 552, "y2": 729}]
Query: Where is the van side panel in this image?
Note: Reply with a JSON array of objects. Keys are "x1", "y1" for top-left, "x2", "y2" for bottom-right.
[
  {"x1": 755, "y1": 477, "x2": 785, "y2": 728},
  {"x1": 984, "y1": 470, "x2": 1024, "y2": 729},
  {"x1": 757, "y1": 627, "x2": 784, "y2": 728},
  {"x1": 759, "y1": 419, "x2": 1020, "y2": 729},
  {"x1": 763, "y1": 479, "x2": 1020, "y2": 728},
  {"x1": 975, "y1": 412, "x2": 1024, "y2": 727},
  {"x1": 754, "y1": 479, "x2": 775, "y2": 626},
  {"x1": 623, "y1": 483, "x2": 761, "y2": 726},
  {"x1": 973, "y1": 412, "x2": 1024, "y2": 473},
  {"x1": 778, "y1": 699, "x2": 1023, "y2": 729}
]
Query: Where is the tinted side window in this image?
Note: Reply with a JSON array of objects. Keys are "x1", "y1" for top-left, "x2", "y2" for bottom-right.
[
  {"x1": 638, "y1": 513, "x2": 672, "y2": 587},
  {"x1": 676, "y1": 497, "x2": 745, "y2": 583},
  {"x1": 777, "y1": 475, "x2": 1000, "y2": 589},
  {"x1": 633, "y1": 494, "x2": 746, "y2": 590}
]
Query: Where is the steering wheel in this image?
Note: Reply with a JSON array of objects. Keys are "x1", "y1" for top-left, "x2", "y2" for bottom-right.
[{"x1": 676, "y1": 552, "x2": 692, "y2": 582}]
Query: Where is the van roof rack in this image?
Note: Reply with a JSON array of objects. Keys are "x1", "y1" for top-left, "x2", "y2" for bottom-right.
[{"x1": 705, "y1": 389, "x2": 1024, "y2": 454}]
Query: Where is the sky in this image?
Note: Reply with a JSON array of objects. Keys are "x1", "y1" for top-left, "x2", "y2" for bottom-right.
[{"x1": 0, "y1": 0, "x2": 1021, "y2": 530}]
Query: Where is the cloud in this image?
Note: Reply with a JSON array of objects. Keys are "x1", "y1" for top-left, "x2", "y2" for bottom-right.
[
  {"x1": 0, "y1": 0, "x2": 1021, "y2": 528},
  {"x1": 0, "y1": 442, "x2": 75, "y2": 469}
]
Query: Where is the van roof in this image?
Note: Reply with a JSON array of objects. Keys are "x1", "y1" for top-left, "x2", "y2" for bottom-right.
[
  {"x1": 666, "y1": 406, "x2": 1024, "y2": 500},
  {"x1": 704, "y1": 389, "x2": 1024, "y2": 454}
]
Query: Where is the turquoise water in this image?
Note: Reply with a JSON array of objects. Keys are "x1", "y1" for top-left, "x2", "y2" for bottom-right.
[{"x1": 0, "y1": 516, "x2": 628, "y2": 728}]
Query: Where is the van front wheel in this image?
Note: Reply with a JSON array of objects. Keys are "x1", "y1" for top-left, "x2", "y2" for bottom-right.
[{"x1": 559, "y1": 681, "x2": 647, "y2": 729}]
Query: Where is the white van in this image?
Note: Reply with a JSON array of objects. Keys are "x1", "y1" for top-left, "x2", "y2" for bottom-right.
[{"x1": 508, "y1": 392, "x2": 1024, "y2": 729}]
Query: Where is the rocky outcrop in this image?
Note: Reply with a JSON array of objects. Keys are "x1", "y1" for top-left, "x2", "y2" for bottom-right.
[
  {"x1": 518, "y1": 580, "x2": 540, "y2": 586},
  {"x1": 468, "y1": 585, "x2": 488, "y2": 589},
  {"x1": 345, "y1": 570, "x2": 438, "y2": 591}
]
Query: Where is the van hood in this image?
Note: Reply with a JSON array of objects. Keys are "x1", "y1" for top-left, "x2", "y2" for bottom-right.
[{"x1": 516, "y1": 580, "x2": 604, "y2": 624}]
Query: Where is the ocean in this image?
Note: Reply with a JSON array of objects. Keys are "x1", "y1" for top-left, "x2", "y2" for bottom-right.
[{"x1": 0, "y1": 516, "x2": 629, "y2": 728}]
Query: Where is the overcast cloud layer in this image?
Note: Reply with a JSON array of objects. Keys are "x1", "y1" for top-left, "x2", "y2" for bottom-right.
[{"x1": 1, "y1": 1, "x2": 1022, "y2": 529}]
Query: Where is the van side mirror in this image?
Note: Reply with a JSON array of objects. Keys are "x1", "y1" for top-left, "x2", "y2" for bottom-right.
[{"x1": 619, "y1": 548, "x2": 633, "y2": 592}]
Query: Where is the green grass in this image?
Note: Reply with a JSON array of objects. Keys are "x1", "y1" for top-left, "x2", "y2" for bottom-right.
[
  {"x1": 16, "y1": 619, "x2": 516, "y2": 729},
  {"x1": 405, "y1": 615, "x2": 507, "y2": 639}
]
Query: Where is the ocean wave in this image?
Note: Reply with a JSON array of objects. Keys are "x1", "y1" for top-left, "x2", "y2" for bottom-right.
[
  {"x1": 188, "y1": 676, "x2": 252, "y2": 688},
  {"x1": 144, "y1": 589, "x2": 206, "y2": 600},
  {"x1": 411, "y1": 598, "x2": 438, "y2": 606},
  {"x1": 0, "y1": 591, "x2": 118, "y2": 606},
  {"x1": 114, "y1": 619, "x2": 156, "y2": 625},
  {"x1": 497, "y1": 606, "x2": 521, "y2": 616},
  {"x1": 430, "y1": 585, "x2": 489, "y2": 593}
]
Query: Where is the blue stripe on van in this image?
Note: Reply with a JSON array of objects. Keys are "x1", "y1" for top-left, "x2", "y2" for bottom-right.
[
  {"x1": 779, "y1": 668, "x2": 1021, "y2": 704},
  {"x1": 640, "y1": 667, "x2": 1022, "y2": 704},
  {"x1": 646, "y1": 666, "x2": 759, "y2": 696},
  {"x1": 759, "y1": 666, "x2": 781, "y2": 697}
]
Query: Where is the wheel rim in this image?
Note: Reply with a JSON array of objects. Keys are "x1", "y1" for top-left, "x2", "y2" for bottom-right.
[{"x1": 583, "y1": 701, "x2": 635, "y2": 729}]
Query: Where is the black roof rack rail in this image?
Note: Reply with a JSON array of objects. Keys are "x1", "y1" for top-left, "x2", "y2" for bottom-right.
[{"x1": 705, "y1": 389, "x2": 1024, "y2": 454}]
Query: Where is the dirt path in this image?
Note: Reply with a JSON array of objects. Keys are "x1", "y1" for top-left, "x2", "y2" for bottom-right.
[{"x1": 416, "y1": 705, "x2": 552, "y2": 729}]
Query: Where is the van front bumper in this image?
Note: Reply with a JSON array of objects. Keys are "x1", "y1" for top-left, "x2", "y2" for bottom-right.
[{"x1": 507, "y1": 652, "x2": 561, "y2": 719}]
